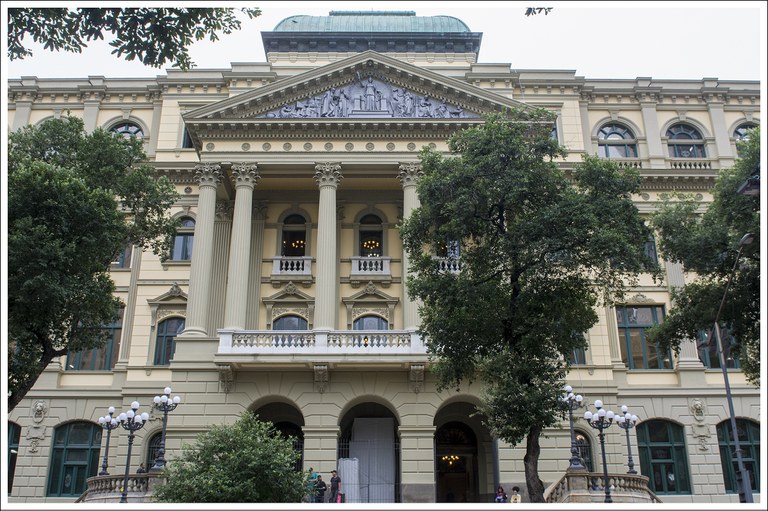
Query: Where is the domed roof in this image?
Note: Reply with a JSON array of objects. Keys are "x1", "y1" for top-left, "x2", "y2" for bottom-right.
[{"x1": 273, "y1": 11, "x2": 472, "y2": 33}]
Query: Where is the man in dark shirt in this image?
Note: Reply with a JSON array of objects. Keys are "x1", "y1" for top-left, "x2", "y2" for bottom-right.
[
  {"x1": 314, "y1": 475, "x2": 327, "y2": 503},
  {"x1": 329, "y1": 470, "x2": 341, "y2": 503}
]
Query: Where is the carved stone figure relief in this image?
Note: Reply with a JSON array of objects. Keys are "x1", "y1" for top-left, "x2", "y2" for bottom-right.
[{"x1": 260, "y1": 74, "x2": 478, "y2": 120}]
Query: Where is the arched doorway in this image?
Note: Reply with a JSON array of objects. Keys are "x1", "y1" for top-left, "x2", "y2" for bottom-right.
[
  {"x1": 434, "y1": 401, "x2": 493, "y2": 503},
  {"x1": 435, "y1": 421, "x2": 478, "y2": 503},
  {"x1": 338, "y1": 401, "x2": 400, "y2": 503},
  {"x1": 253, "y1": 401, "x2": 305, "y2": 472}
]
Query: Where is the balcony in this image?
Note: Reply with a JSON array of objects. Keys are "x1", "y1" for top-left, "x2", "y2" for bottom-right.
[
  {"x1": 668, "y1": 158, "x2": 712, "y2": 170},
  {"x1": 270, "y1": 256, "x2": 313, "y2": 286},
  {"x1": 216, "y1": 329, "x2": 426, "y2": 367},
  {"x1": 349, "y1": 256, "x2": 392, "y2": 286},
  {"x1": 435, "y1": 257, "x2": 461, "y2": 273}
]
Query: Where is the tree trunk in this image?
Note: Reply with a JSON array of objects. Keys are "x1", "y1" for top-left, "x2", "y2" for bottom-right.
[
  {"x1": 8, "y1": 343, "x2": 56, "y2": 412},
  {"x1": 523, "y1": 423, "x2": 545, "y2": 502}
]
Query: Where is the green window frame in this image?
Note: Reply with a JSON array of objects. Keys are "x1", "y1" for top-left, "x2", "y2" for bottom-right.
[
  {"x1": 666, "y1": 123, "x2": 706, "y2": 158},
  {"x1": 637, "y1": 420, "x2": 691, "y2": 495},
  {"x1": 47, "y1": 422, "x2": 102, "y2": 497},
  {"x1": 109, "y1": 121, "x2": 144, "y2": 140},
  {"x1": 8, "y1": 422, "x2": 21, "y2": 494},
  {"x1": 154, "y1": 317, "x2": 185, "y2": 366},
  {"x1": 616, "y1": 305, "x2": 672, "y2": 370},
  {"x1": 273, "y1": 315, "x2": 309, "y2": 330},
  {"x1": 717, "y1": 419, "x2": 760, "y2": 493},
  {"x1": 697, "y1": 328, "x2": 740, "y2": 369},
  {"x1": 171, "y1": 217, "x2": 195, "y2": 261},
  {"x1": 597, "y1": 123, "x2": 638, "y2": 158},
  {"x1": 66, "y1": 308, "x2": 124, "y2": 371}
]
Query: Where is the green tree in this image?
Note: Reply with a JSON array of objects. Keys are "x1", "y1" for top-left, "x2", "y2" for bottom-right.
[
  {"x1": 153, "y1": 412, "x2": 307, "y2": 503},
  {"x1": 400, "y1": 110, "x2": 658, "y2": 501},
  {"x1": 8, "y1": 117, "x2": 178, "y2": 411},
  {"x1": 648, "y1": 126, "x2": 760, "y2": 384},
  {"x1": 7, "y1": 7, "x2": 261, "y2": 70}
]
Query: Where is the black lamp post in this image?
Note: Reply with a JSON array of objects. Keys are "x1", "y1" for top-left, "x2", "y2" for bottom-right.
[
  {"x1": 584, "y1": 399, "x2": 615, "y2": 503},
  {"x1": 616, "y1": 405, "x2": 639, "y2": 474},
  {"x1": 562, "y1": 385, "x2": 585, "y2": 470},
  {"x1": 97, "y1": 406, "x2": 119, "y2": 475},
  {"x1": 713, "y1": 233, "x2": 754, "y2": 503},
  {"x1": 118, "y1": 401, "x2": 149, "y2": 503},
  {"x1": 150, "y1": 386, "x2": 181, "y2": 472}
]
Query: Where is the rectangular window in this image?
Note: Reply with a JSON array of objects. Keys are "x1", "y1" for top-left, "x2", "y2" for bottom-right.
[
  {"x1": 66, "y1": 308, "x2": 123, "y2": 371},
  {"x1": 616, "y1": 305, "x2": 672, "y2": 370},
  {"x1": 112, "y1": 245, "x2": 132, "y2": 269},
  {"x1": 697, "y1": 328, "x2": 740, "y2": 369}
]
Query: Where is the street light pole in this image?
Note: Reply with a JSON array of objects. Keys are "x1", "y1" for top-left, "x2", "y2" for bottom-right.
[
  {"x1": 97, "y1": 406, "x2": 119, "y2": 476},
  {"x1": 562, "y1": 385, "x2": 585, "y2": 470},
  {"x1": 118, "y1": 401, "x2": 149, "y2": 503},
  {"x1": 150, "y1": 386, "x2": 181, "y2": 472},
  {"x1": 712, "y1": 233, "x2": 754, "y2": 503},
  {"x1": 616, "y1": 405, "x2": 639, "y2": 475},
  {"x1": 584, "y1": 400, "x2": 615, "y2": 503}
]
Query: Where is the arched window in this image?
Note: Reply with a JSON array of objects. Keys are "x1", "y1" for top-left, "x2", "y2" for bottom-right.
[
  {"x1": 666, "y1": 124, "x2": 706, "y2": 158},
  {"x1": 597, "y1": 123, "x2": 638, "y2": 158},
  {"x1": 273, "y1": 315, "x2": 308, "y2": 330},
  {"x1": 171, "y1": 217, "x2": 195, "y2": 261},
  {"x1": 281, "y1": 214, "x2": 307, "y2": 257},
  {"x1": 47, "y1": 422, "x2": 102, "y2": 497},
  {"x1": 8, "y1": 422, "x2": 21, "y2": 494},
  {"x1": 733, "y1": 123, "x2": 757, "y2": 141},
  {"x1": 353, "y1": 315, "x2": 389, "y2": 330},
  {"x1": 359, "y1": 214, "x2": 383, "y2": 257},
  {"x1": 636, "y1": 420, "x2": 691, "y2": 494},
  {"x1": 145, "y1": 432, "x2": 163, "y2": 469},
  {"x1": 67, "y1": 307, "x2": 124, "y2": 371},
  {"x1": 574, "y1": 430, "x2": 594, "y2": 472},
  {"x1": 717, "y1": 419, "x2": 760, "y2": 493},
  {"x1": 154, "y1": 317, "x2": 185, "y2": 365},
  {"x1": 109, "y1": 121, "x2": 144, "y2": 140}
]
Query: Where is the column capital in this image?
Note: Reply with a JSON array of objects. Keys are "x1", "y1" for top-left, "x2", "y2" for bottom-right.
[
  {"x1": 230, "y1": 162, "x2": 260, "y2": 189},
  {"x1": 314, "y1": 162, "x2": 343, "y2": 188},
  {"x1": 194, "y1": 163, "x2": 223, "y2": 188},
  {"x1": 398, "y1": 162, "x2": 423, "y2": 188}
]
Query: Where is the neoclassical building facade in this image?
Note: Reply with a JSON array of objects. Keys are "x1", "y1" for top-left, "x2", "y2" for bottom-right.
[{"x1": 6, "y1": 11, "x2": 761, "y2": 504}]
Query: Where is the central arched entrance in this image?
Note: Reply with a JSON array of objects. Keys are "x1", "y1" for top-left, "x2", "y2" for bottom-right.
[{"x1": 338, "y1": 401, "x2": 401, "y2": 503}]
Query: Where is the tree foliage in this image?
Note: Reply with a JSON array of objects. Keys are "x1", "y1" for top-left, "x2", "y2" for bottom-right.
[
  {"x1": 648, "y1": 126, "x2": 760, "y2": 384},
  {"x1": 153, "y1": 412, "x2": 307, "y2": 503},
  {"x1": 7, "y1": 8, "x2": 261, "y2": 70},
  {"x1": 8, "y1": 117, "x2": 178, "y2": 411},
  {"x1": 400, "y1": 110, "x2": 658, "y2": 501}
]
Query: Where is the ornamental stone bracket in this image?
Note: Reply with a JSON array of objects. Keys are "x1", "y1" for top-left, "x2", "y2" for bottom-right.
[
  {"x1": 314, "y1": 364, "x2": 329, "y2": 394},
  {"x1": 409, "y1": 363, "x2": 425, "y2": 393},
  {"x1": 218, "y1": 364, "x2": 235, "y2": 393}
]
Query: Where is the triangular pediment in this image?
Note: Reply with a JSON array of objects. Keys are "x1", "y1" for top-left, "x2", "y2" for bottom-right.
[{"x1": 184, "y1": 51, "x2": 526, "y2": 123}]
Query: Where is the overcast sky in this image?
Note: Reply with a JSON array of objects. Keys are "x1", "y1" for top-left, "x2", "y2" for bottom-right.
[{"x1": 4, "y1": 1, "x2": 766, "y2": 81}]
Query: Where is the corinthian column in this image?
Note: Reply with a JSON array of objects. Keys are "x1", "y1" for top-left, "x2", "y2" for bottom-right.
[
  {"x1": 223, "y1": 163, "x2": 260, "y2": 330},
  {"x1": 180, "y1": 163, "x2": 223, "y2": 337},
  {"x1": 398, "y1": 162, "x2": 423, "y2": 331},
  {"x1": 314, "y1": 163, "x2": 343, "y2": 331}
]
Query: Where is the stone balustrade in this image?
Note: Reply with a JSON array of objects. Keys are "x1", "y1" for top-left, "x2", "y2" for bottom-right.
[
  {"x1": 272, "y1": 256, "x2": 313, "y2": 276},
  {"x1": 76, "y1": 473, "x2": 164, "y2": 503},
  {"x1": 669, "y1": 159, "x2": 713, "y2": 170},
  {"x1": 544, "y1": 470, "x2": 662, "y2": 503},
  {"x1": 350, "y1": 256, "x2": 391, "y2": 275},
  {"x1": 218, "y1": 329, "x2": 425, "y2": 356}
]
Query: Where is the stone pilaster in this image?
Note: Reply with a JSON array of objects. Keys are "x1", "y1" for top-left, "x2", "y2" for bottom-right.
[
  {"x1": 314, "y1": 163, "x2": 343, "y2": 330},
  {"x1": 301, "y1": 425, "x2": 341, "y2": 475},
  {"x1": 398, "y1": 162, "x2": 423, "y2": 331},
  {"x1": 223, "y1": 163, "x2": 260, "y2": 330},
  {"x1": 399, "y1": 426, "x2": 436, "y2": 503},
  {"x1": 180, "y1": 163, "x2": 223, "y2": 337}
]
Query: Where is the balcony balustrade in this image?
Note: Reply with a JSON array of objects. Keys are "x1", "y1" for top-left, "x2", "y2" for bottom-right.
[
  {"x1": 668, "y1": 158, "x2": 713, "y2": 170},
  {"x1": 435, "y1": 257, "x2": 461, "y2": 273},
  {"x1": 350, "y1": 256, "x2": 391, "y2": 276},
  {"x1": 272, "y1": 256, "x2": 313, "y2": 276},
  {"x1": 218, "y1": 329, "x2": 425, "y2": 357}
]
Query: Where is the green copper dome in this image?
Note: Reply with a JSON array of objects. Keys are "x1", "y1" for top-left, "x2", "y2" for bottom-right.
[{"x1": 274, "y1": 11, "x2": 472, "y2": 33}]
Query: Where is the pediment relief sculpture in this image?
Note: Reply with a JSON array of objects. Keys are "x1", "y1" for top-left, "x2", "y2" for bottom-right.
[{"x1": 260, "y1": 73, "x2": 479, "y2": 120}]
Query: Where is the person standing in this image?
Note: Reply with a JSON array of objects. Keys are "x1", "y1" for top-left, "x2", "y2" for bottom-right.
[
  {"x1": 329, "y1": 469, "x2": 341, "y2": 503},
  {"x1": 307, "y1": 467, "x2": 318, "y2": 502},
  {"x1": 314, "y1": 475, "x2": 327, "y2": 503}
]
